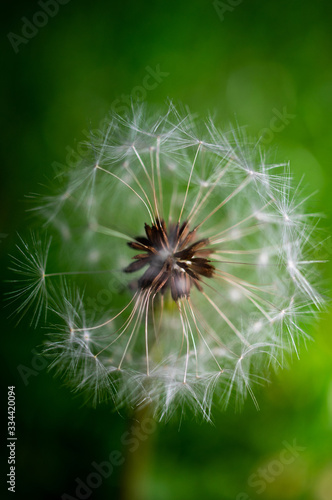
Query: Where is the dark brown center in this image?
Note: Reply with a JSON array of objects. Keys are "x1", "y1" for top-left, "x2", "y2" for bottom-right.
[{"x1": 124, "y1": 219, "x2": 215, "y2": 301}]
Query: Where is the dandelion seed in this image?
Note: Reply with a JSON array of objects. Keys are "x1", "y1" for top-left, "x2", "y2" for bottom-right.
[
  {"x1": 10, "y1": 103, "x2": 324, "y2": 421},
  {"x1": 6, "y1": 234, "x2": 52, "y2": 326}
]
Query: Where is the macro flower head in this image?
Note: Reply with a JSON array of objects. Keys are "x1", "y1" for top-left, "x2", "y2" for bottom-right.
[{"x1": 10, "y1": 103, "x2": 324, "y2": 421}]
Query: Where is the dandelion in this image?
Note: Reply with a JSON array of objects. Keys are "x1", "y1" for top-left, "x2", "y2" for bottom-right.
[{"x1": 10, "y1": 103, "x2": 324, "y2": 421}]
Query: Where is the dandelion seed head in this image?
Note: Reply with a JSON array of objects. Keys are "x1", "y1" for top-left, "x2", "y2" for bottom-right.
[{"x1": 10, "y1": 103, "x2": 325, "y2": 421}]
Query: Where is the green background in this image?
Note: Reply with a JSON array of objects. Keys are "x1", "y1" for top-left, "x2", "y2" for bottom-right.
[{"x1": 1, "y1": 1, "x2": 332, "y2": 499}]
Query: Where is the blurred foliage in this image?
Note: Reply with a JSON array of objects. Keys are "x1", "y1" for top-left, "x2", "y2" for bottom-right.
[{"x1": 1, "y1": 1, "x2": 332, "y2": 499}]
